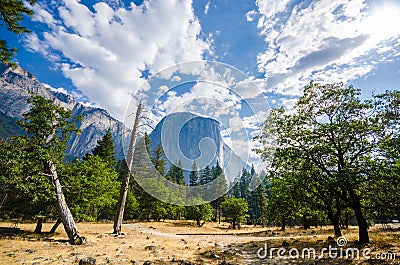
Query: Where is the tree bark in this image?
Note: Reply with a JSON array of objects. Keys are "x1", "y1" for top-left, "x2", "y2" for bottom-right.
[
  {"x1": 349, "y1": 189, "x2": 369, "y2": 244},
  {"x1": 113, "y1": 102, "x2": 142, "y2": 234},
  {"x1": 34, "y1": 217, "x2": 43, "y2": 234},
  {"x1": 280, "y1": 216, "x2": 286, "y2": 231},
  {"x1": 327, "y1": 207, "x2": 342, "y2": 237},
  {"x1": 49, "y1": 160, "x2": 84, "y2": 245},
  {"x1": 49, "y1": 218, "x2": 62, "y2": 234}
]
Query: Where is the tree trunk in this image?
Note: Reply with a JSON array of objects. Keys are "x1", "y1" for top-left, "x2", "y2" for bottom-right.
[
  {"x1": 303, "y1": 215, "x2": 310, "y2": 230},
  {"x1": 34, "y1": 218, "x2": 43, "y2": 234},
  {"x1": 353, "y1": 205, "x2": 370, "y2": 244},
  {"x1": 232, "y1": 218, "x2": 236, "y2": 229},
  {"x1": 333, "y1": 218, "x2": 342, "y2": 237},
  {"x1": 280, "y1": 216, "x2": 286, "y2": 231},
  {"x1": 49, "y1": 218, "x2": 62, "y2": 234},
  {"x1": 113, "y1": 102, "x2": 142, "y2": 234},
  {"x1": 327, "y1": 206, "x2": 342, "y2": 237},
  {"x1": 49, "y1": 160, "x2": 84, "y2": 245},
  {"x1": 349, "y1": 189, "x2": 369, "y2": 244}
]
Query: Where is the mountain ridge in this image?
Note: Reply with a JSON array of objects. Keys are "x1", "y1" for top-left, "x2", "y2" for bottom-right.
[{"x1": 0, "y1": 63, "x2": 125, "y2": 159}]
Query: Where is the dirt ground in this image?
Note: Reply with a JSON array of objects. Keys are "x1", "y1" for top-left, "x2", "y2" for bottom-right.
[{"x1": 0, "y1": 220, "x2": 399, "y2": 264}]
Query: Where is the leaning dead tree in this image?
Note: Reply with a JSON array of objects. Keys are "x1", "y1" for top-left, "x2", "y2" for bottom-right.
[
  {"x1": 19, "y1": 95, "x2": 84, "y2": 244},
  {"x1": 47, "y1": 160, "x2": 85, "y2": 244},
  {"x1": 45, "y1": 123, "x2": 85, "y2": 244},
  {"x1": 113, "y1": 102, "x2": 143, "y2": 234}
]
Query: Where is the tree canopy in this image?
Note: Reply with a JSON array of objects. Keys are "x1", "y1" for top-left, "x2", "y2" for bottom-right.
[{"x1": 0, "y1": 0, "x2": 35, "y2": 64}]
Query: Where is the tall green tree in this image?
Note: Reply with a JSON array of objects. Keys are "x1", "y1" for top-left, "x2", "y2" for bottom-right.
[
  {"x1": 199, "y1": 165, "x2": 211, "y2": 185},
  {"x1": 63, "y1": 156, "x2": 120, "y2": 222},
  {"x1": 167, "y1": 161, "x2": 184, "y2": 185},
  {"x1": 86, "y1": 129, "x2": 116, "y2": 167},
  {"x1": 210, "y1": 161, "x2": 227, "y2": 223},
  {"x1": 0, "y1": 0, "x2": 35, "y2": 64},
  {"x1": 152, "y1": 144, "x2": 166, "y2": 176},
  {"x1": 189, "y1": 160, "x2": 199, "y2": 186}
]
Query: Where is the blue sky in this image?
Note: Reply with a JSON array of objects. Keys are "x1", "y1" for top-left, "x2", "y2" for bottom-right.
[{"x1": 2, "y1": 0, "x2": 400, "y2": 169}]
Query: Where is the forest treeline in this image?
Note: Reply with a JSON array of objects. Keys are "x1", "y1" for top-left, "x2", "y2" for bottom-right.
[{"x1": 0, "y1": 82, "x2": 399, "y2": 245}]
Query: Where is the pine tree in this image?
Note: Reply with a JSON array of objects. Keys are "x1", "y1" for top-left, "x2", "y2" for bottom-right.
[
  {"x1": 189, "y1": 160, "x2": 199, "y2": 186},
  {"x1": 210, "y1": 161, "x2": 227, "y2": 223},
  {"x1": 152, "y1": 144, "x2": 165, "y2": 176},
  {"x1": 199, "y1": 165, "x2": 211, "y2": 185},
  {"x1": 88, "y1": 129, "x2": 116, "y2": 167},
  {"x1": 168, "y1": 161, "x2": 184, "y2": 185}
]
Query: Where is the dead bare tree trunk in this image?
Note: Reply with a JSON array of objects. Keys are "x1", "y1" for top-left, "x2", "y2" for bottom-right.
[
  {"x1": 113, "y1": 102, "x2": 142, "y2": 234},
  {"x1": 48, "y1": 160, "x2": 85, "y2": 244}
]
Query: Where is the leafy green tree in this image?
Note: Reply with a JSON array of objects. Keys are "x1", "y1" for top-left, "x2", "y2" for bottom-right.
[
  {"x1": 221, "y1": 197, "x2": 248, "y2": 229},
  {"x1": 0, "y1": 0, "x2": 35, "y2": 64},
  {"x1": 256, "y1": 82, "x2": 398, "y2": 243},
  {"x1": 62, "y1": 156, "x2": 120, "y2": 221},
  {"x1": 85, "y1": 129, "x2": 116, "y2": 167},
  {"x1": 185, "y1": 197, "x2": 213, "y2": 226},
  {"x1": 0, "y1": 137, "x2": 55, "y2": 223}
]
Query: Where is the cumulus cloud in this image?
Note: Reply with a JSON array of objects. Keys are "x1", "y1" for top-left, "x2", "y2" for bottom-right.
[
  {"x1": 254, "y1": 0, "x2": 400, "y2": 95},
  {"x1": 27, "y1": 0, "x2": 211, "y2": 120}
]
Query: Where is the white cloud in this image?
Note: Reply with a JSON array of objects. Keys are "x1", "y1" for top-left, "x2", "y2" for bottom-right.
[
  {"x1": 27, "y1": 0, "x2": 211, "y2": 120},
  {"x1": 204, "y1": 1, "x2": 210, "y2": 15},
  {"x1": 254, "y1": 0, "x2": 400, "y2": 95},
  {"x1": 246, "y1": 10, "x2": 257, "y2": 22}
]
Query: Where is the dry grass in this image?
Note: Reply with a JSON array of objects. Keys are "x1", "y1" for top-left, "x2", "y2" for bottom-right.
[{"x1": 0, "y1": 221, "x2": 399, "y2": 264}]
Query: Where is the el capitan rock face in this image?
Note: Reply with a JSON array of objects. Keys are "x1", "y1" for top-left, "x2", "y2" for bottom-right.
[
  {"x1": 0, "y1": 64, "x2": 124, "y2": 159},
  {"x1": 149, "y1": 112, "x2": 248, "y2": 182}
]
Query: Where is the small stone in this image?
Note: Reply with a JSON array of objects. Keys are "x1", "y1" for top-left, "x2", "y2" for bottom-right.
[
  {"x1": 79, "y1": 257, "x2": 96, "y2": 265},
  {"x1": 143, "y1": 261, "x2": 153, "y2": 265},
  {"x1": 70, "y1": 252, "x2": 84, "y2": 256},
  {"x1": 26, "y1": 249, "x2": 36, "y2": 254},
  {"x1": 282, "y1": 240, "x2": 289, "y2": 247},
  {"x1": 144, "y1": 244, "x2": 157, "y2": 251},
  {"x1": 209, "y1": 252, "x2": 220, "y2": 259}
]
